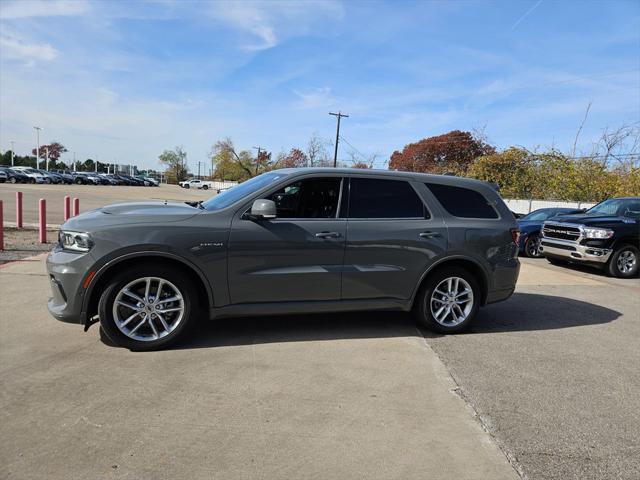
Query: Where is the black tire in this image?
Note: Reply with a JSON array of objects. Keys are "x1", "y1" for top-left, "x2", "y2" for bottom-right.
[
  {"x1": 10, "y1": 177, "x2": 16, "y2": 184},
  {"x1": 607, "y1": 244, "x2": 639, "y2": 278},
  {"x1": 184, "y1": 184, "x2": 190, "y2": 189},
  {"x1": 30, "y1": 178, "x2": 36, "y2": 184},
  {"x1": 524, "y1": 234, "x2": 542, "y2": 258},
  {"x1": 203, "y1": 184, "x2": 209, "y2": 190},
  {"x1": 98, "y1": 264, "x2": 198, "y2": 350},
  {"x1": 75, "y1": 178, "x2": 82, "y2": 184},
  {"x1": 45, "y1": 178, "x2": 51, "y2": 184},
  {"x1": 414, "y1": 266, "x2": 481, "y2": 334},
  {"x1": 546, "y1": 256, "x2": 569, "y2": 266}
]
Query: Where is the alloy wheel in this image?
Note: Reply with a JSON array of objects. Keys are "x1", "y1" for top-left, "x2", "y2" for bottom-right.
[
  {"x1": 112, "y1": 277, "x2": 185, "y2": 342},
  {"x1": 617, "y1": 250, "x2": 637, "y2": 275},
  {"x1": 429, "y1": 276, "x2": 474, "y2": 327},
  {"x1": 526, "y1": 236, "x2": 542, "y2": 257}
]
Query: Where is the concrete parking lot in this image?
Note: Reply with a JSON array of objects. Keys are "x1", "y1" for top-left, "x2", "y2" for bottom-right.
[
  {"x1": 1, "y1": 253, "x2": 638, "y2": 480},
  {"x1": 0, "y1": 183, "x2": 212, "y2": 225}
]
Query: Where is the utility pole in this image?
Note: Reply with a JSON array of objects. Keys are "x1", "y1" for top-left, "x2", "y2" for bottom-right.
[
  {"x1": 73, "y1": 152, "x2": 76, "y2": 171},
  {"x1": 95, "y1": 156, "x2": 98, "y2": 173},
  {"x1": 329, "y1": 111, "x2": 348, "y2": 167},
  {"x1": 45, "y1": 146, "x2": 49, "y2": 171},
  {"x1": 10, "y1": 141, "x2": 15, "y2": 166},
  {"x1": 252, "y1": 146, "x2": 264, "y2": 175},
  {"x1": 197, "y1": 161, "x2": 202, "y2": 179},
  {"x1": 33, "y1": 126, "x2": 42, "y2": 169}
]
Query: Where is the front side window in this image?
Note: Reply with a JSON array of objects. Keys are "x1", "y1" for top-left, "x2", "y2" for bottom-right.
[
  {"x1": 426, "y1": 183, "x2": 498, "y2": 219},
  {"x1": 348, "y1": 178, "x2": 427, "y2": 218},
  {"x1": 268, "y1": 177, "x2": 342, "y2": 218}
]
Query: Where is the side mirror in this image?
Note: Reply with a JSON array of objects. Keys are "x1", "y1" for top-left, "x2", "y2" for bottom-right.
[{"x1": 247, "y1": 199, "x2": 276, "y2": 220}]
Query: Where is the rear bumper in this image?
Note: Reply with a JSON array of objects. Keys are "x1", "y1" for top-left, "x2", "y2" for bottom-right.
[{"x1": 540, "y1": 238, "x2": 612, "y2": 264}]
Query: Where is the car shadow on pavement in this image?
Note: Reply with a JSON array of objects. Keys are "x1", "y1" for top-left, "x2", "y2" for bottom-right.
[{"x1": 163, "y1": 292, "x2": 621, "y2": 350}]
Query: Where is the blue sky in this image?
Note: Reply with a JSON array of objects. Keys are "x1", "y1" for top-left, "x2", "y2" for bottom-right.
[{"x1": 1, "y1": 0, "x2": 638, "y2": 171}]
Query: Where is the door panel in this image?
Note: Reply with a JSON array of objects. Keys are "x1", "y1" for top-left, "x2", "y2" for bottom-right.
[
  {"x1": 228, "y1": 219, "x2": 346, "y2": 303},
  {"x1": 227, "y1": 175, "x2": 346, "y2": 304},
  {"x1": 341, "y1": 177, "x2": 447, "y2": 300},
  {"x1": 341, "y1": 218, "x2": 447, "y2": 300}
]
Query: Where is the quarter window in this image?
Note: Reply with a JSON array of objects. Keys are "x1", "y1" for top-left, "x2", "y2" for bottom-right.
[
  {"x1": 267, "y1": 177, "x2": 342, "y2": 218},
  {"x1": 348, "y1": 178, "x2": 427, "y2": 218},
  {"x1": 426, "y1": 183, "x2": 498, "y2": 219}
]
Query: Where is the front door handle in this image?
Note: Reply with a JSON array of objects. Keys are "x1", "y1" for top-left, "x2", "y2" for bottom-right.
[
  {"x1": 315, "y1": 231, "x2": 341, "y2": 239},
  {"x1": 419, "y1": 231, "x2": 441, "y2": 239}
]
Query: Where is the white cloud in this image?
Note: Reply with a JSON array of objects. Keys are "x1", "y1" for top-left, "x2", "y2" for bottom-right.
[
  {"x1": 293, "y1": 87, "x2": 335, "y2": 109},
  {"x1": 0, "y1": 0, "x2": 89, "y2": 19},
  {"x1": 0, "y1": 32, "x2": 58, "y2": 64},
  {"x1": 209, "y1": 0, "x2": 343, "y2": 51}
]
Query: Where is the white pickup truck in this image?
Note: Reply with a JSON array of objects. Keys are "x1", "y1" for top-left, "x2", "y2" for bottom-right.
[{"x1": 179, "y1": 179, "x2": 214, "y2": 190}]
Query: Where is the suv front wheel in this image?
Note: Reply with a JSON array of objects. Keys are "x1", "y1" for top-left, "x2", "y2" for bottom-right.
[
  {"x1": 415, "y1": 266, "x2": 480, "y2": 334},
  {"x1": 98, "y1": 264, "x2": 197, "y2": 350}
]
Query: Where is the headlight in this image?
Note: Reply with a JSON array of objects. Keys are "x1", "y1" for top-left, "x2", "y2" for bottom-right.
[
  {"x1": 59, "y1": 231, "x2": 94, "y2": 252},
  {"x1": 583, "y1": 227, "x2": 614, "y2": 239}
]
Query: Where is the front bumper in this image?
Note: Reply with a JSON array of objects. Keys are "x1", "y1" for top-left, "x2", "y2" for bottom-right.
[
  {"x1": 539, "y1": 238, "x2": 612, "y2": 264},
  {"x1": 46, "y1": 247, "x2": 97, "y2": 324}
]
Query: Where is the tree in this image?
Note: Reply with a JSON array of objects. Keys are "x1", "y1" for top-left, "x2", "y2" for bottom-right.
[
  {"x1": 307, "y1": 133, "x2": 331, "y2": 167},
  {"x1": 210, "y1": 138, "x2": 274, "y2": 179},
  {"x1": 389, "y1": 130, "x2": 495, "y2": 174},
  {"x1": 159, "y1": 146, "x2": 188, "y2": 183},
  {"x1": 277, "y1": 148, "x2": 308, "y2": 169},
  {"x1": 467, "y1": 147, "x2": 537, "y2": 198}
]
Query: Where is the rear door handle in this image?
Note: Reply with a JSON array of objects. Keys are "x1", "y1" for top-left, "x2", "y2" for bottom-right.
[
  {"x1": 419, "y1": 231, "x2": 441, "y2": 239},
  {"x1": 315, "y1": 231, "x2": 341, "y2": 239}
]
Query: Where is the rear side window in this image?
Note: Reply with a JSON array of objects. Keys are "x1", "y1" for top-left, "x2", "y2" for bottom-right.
[
  {"x1": 426, "y1": 183, "x2": 498, "y2": 219},
  {"x1": 349, "y1": 178, "x2": 427, "y2": 218}
]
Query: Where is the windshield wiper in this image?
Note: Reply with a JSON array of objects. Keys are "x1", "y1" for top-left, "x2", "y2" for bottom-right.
[{"x1": 185, "y1": 201, "x2": 205, "y2": 209}]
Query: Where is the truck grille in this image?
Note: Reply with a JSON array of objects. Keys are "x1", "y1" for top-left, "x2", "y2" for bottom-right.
[{"x1": 542, "y1": 223, "x2": 581, "y2": 241}]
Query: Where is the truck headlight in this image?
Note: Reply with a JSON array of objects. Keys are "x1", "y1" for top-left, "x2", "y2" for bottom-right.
[
  {"x1": 59, "y1": 231, "x2": 94, "y2": 252},
  {"x1": 583, "y1": 227, "x2": 614, "y2": 239}
]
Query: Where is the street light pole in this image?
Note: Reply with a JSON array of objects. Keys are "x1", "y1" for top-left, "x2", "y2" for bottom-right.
[
  {"x1": 329, "y1": 112, "x2": 349, "y2": 167},
  {"x1": 33, "y1": 126, "x2": 42, "y2": 169},
  {"x1": 10, "y1": 141, "x2": 15, "y2": 167},
  {"x1": 45, "y1": 146, "x2": 49, "y2": 171}
]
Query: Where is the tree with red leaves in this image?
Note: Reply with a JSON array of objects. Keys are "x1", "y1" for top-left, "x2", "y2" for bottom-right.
[
  {"x1": 278, "y1": 148, "x2": 308, "y2": 168},
  {"x1": 32, "y1": 142, "x2": 67, "y2": 161},
  {"x1": 389, "y1": 130, "x2": 495, "y2": 175}
]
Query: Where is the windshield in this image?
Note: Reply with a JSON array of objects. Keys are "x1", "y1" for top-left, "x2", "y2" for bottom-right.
[
  {"x1": 201, "y1": 172, "x2": 288, "y2": 211},
  {"x1": 587, "y1": 198, "x2": 640, "y2": 217},
  {"x1": 520, "y1": 209, "x2": 561, "y2": 222}
]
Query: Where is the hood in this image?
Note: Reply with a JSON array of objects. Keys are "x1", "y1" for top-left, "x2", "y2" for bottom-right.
[
  {"x1": 547, "y1": 213, "x2": 637, "y2": 228},
  {"x1": 62, "y1": 201, "x2": 202, "y2": 230},
  {"x1": 516, "y1": 220, "x2": 542, "y2": 231}
]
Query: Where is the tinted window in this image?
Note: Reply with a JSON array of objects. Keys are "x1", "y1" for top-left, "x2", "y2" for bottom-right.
[
  {"x1": 426, "y1": 183, "x2": 498, "y2": 219},
  {"x1": 268, "y1": 177, "x2": 341, "y2": 218},
  {"x1": 349, "y1": 178, "x2": 427, "y2": 218}
]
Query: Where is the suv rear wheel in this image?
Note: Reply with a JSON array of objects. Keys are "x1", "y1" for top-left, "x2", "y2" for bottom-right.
[
  {"x1": 607, "y1": 244, "x2": 639, "y2": 278},
  {"x1": 415, "y1": 266, "x2": 480, "y2": 334},
  {"x1": 98, "y1": 264, "x2": 198, "y2": 350}
]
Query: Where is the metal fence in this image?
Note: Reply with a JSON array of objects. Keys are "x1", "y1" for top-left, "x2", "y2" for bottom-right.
[{"x1": 503, "y1": 198, "x2": 596, "y2": 215}]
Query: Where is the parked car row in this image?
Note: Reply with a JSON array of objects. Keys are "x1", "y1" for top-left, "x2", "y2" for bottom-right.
[
  {"x1": 517, "y1": 197, "x2": 640, "y2": 278},
  {"x1": 0, "y1": 166, "x2": 159, "y2": 186}
]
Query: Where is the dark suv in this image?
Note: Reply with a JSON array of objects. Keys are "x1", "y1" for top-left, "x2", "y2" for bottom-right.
[{"x1": 46, "y1": 168, "x2": 520, "y2": 350}]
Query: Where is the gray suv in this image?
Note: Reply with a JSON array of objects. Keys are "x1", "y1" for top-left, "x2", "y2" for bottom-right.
[{"x1": 47, "y1": 168, "x2": 520, "y2": 350}]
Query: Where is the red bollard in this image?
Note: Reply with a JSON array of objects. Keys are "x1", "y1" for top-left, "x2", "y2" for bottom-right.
[
  {"x1": 73, "y1": 198, "x2": 80, "y2": 217},
  {"x1": 0, "y1": 200, "x2": 4, "y2": 251},
  {"x1": 16, "y1": 191, "x2": 23, "y2": 228},
  {"x1": 64, "y1": 196, "x2": 71, "y2": 221},
  {"x1": 39, "y1": 199, "x2": 47, "y2": 244}
]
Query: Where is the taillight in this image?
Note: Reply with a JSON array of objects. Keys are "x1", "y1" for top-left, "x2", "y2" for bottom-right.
[{"x1": 510, "y1": 228, "x2": 520, "y2": 245}]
